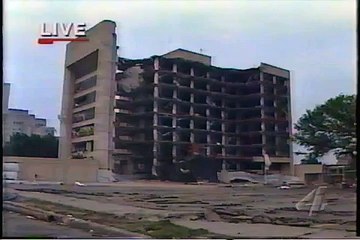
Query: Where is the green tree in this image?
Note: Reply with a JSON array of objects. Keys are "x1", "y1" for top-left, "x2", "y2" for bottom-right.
[
  {"x1": 293, "y1": 94, "x2": 356, "y2": 168},
  {"x1": 298, "y1": 152, "x2": 321, "y2": 164},
  {"x1": 3, "y1": 133, "x2": 59, "y2": 158}
]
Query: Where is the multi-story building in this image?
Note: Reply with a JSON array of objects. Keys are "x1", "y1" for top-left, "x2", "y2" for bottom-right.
[
  {"x1": 3, "y1": 82, "x2": 10, "y2": 113},
  {"x1": 59, "y1": 20, "x2": 293, "y2": 182},
  {"x1": 58, "y1": 20, "x2": 117, "y2": 182},
  {"x1": 2, "y1": 83, "x2": 56, "y2": 145}
]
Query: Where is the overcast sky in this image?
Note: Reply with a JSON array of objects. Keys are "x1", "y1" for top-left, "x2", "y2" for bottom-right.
[{"x1": 4, "y1": 0, "x2": 356, "y2": 163}]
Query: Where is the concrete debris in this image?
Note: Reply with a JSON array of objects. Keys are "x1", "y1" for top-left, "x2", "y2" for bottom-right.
[
  {"x1": 251, "y1": 215, "x2": 272, "y2": 224},
  {"x1": 213, "y1": 209, "x2": 239, "y2": 217},
  {"x1": 217, "y1": 170, "x2": 261, "y2": 184},
  {"x1": 287, "y1": 222, "x2": 312, "y2": 227},
  {"x1": 264, "y1": 209, "x2": 276, "y2": 214},
  {"x1": 75, "y1": 182, "x2": 86, "y2": 186},
  {"x1": 204, "y1": 208, "x2": 222, "y2": 222},
  {"x1": 26, "y1": 215, "x2": 36, "y2": 220},
  {"x1": 232, "y1": 215, "x2": 253, "y2": 221},
  {"x1": 3, "y1": 192, "x2": 18, "y2": 201}
]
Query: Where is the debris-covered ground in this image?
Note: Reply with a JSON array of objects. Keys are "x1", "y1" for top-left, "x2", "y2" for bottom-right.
[
  {"x1": 3, "y1": 181, "x2": 356, "y2": 238},
  {"x1": 2, "y1": 211, "x2": 96, "y2": 238}
]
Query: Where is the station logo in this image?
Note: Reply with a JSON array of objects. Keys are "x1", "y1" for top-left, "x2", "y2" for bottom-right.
[{"x1": 38, "y1": 23, "x2": 89, "y2": 44}]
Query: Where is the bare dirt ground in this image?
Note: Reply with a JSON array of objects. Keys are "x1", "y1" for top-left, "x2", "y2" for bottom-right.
[
  {"x1": 2, "y1": 211, "x2": 95, "y2": 238},
  {"x1": 3, "y1": 181, "x2": 357, "y2": 238}
]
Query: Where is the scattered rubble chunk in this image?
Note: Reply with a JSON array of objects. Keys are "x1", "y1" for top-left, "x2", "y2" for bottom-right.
[
  {"x1": 204, "y1": 208, "x2": 222, "y2": 222},
  {"x1": 251, "y1": 215, "x2": 272, "y2": 224},
  {"x1": 231, "y1": 215, "x2": 253, "y2": 221},
  {"x1": 75, "y1": 182, "x2": 86, "y2": 186},
  {"x1": 287, "y1": 222, "x2": 312, "y2": 227},
  {"x1": 264, "y1": 209, "x2": 276, "y2": 214},
  {"x1": 214, "y1": 209, "x2": 239, "y2": 217}
]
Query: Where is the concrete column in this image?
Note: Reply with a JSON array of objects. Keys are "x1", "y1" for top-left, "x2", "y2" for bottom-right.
[
  {"x1": 172, "y1": 90, "x2": 177, "y2": 125},
  {"x1": 221, "y1": 100, "x2": 226, "y2": 157},
  {"x1": 273, "y1": 76, "x2": 279, "y2": 156},
  {"x1": 190, "y1": 120, "x2": 194, "y2": 143},
  {"x1": 154, "y1": 57, "x2": 160, "y2": 71},
  {"x1": 221, "y1": 76, "x2": 226, "y2": 158},
  {"x1": 58, "y1": 70, "x2": 73, "y2": 161},
  {"x1": 190, "y1": 75, "x2": 195, "y2": 144},
  {"x1": 260, "y1": 72, "x2": 266, "y2": 149},
  {"x1": 172, "y1": 89, "x2": 177, "y2": 163},
  {"x1": 154, "y1": 72, "x2": 159, "y2": 85},
  {"x1": 206, "y1": 106, "x2": 210, "y2": 156},
  {"x1": 222, "y1": 134, "x2": 226, "y2": 156},
  {"x1": 172, "y1": 133, "x2": 177, "y2": 163},
  {"x1": 287, "y1": 71, "x2": 294, "y2": 175},
  {"x1": 152, "y1": 67, "x2": 159, "y2": 173},
  {"x1": 173, "y1": 64, "x2": 177, "y2": 73},
  {"x1": 152, "y1": 126, "x2": 158, "y2": 172},
  {"x1": 222, "y1": 160, "x2": 226, "y2": 170}
]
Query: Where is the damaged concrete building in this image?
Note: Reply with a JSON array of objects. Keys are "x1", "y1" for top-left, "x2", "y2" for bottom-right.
[{"x1": 59, "y1": 20, "x2": 293, "y2": 182}]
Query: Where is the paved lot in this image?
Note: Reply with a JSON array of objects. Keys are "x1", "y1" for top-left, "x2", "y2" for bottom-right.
[
  {"x1": 4, "y1": 181, "x2": 357, "y2": 238},
  {"x1": 2, "y1": 211, "x2": 95, "y2": 238}
]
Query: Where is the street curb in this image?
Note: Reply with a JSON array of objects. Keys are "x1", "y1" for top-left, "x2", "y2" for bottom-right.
[{"x1": 3, "y1": 201, "x2": 149, "y2": 238}]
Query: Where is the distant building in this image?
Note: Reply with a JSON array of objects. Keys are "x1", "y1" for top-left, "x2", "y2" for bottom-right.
[
  {"x1": 3, "y1": 82, "x2": 10, "y2": 113},
  {"x1": 2, "y1": 83, "x2": 56, "y2": 145}
]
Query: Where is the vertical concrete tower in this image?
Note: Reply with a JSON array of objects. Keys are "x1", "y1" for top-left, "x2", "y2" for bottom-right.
[{"x1": 58, "y1": 20, "x2": 117, "y2": 182}]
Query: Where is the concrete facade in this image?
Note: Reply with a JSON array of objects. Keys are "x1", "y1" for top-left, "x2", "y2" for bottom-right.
[
  {"x1": 3, "y1": 156, "x2": 99, "y2": 183},
  {"x1": 58, "y1": 20, "x2": 117, "y2": 182},
  {"x1": 294, "y1": 164, "x2": 323, "y2": 184}
]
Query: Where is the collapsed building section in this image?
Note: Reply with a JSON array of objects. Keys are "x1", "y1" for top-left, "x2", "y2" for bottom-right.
[{"x1": 113, "y1": 48, "x2": 293, "y2": 181}]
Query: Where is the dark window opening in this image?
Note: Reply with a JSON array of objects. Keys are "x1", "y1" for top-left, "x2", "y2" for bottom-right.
[
  {"x1": 74, "y1": 91, "x2": 96, "y2": 108},
  {"x1": 74, "y1": 76, "x2": 97, "y2": 93},
  {"x1": 72, "y1": 108, "x2": 95, "y2": 123},
  {"x1": 68, "y1": 50, "x2": 99, "y2": 79}
]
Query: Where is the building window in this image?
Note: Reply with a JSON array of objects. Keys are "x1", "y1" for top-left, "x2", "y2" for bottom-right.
[
  {"x1": 74, "y1": 75, "x2": 97, "y2": 93},
  {"x1": 68, "y1": 50, "x2": 99, "y2": 80},
  {"x1": 72, "y1": 108, "x2": 95, "y2": 123},
  {"x1": 72, "y1": 124, "x2": 94, "y2": 138},
  {"x1": 74, "y1": 91, "x2": 96, "y2": 108},
  {"x1": 72, "y1": 140, "x2": 94, "y2": 155}
]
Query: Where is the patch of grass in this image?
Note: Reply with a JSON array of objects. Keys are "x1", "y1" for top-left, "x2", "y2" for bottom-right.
[
  {"x1": 124, "y1": 220, "x2": 208, "y2": 238},
  {"x1": 23, "y1": 198, "x2": 213, "y2": 238}
]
